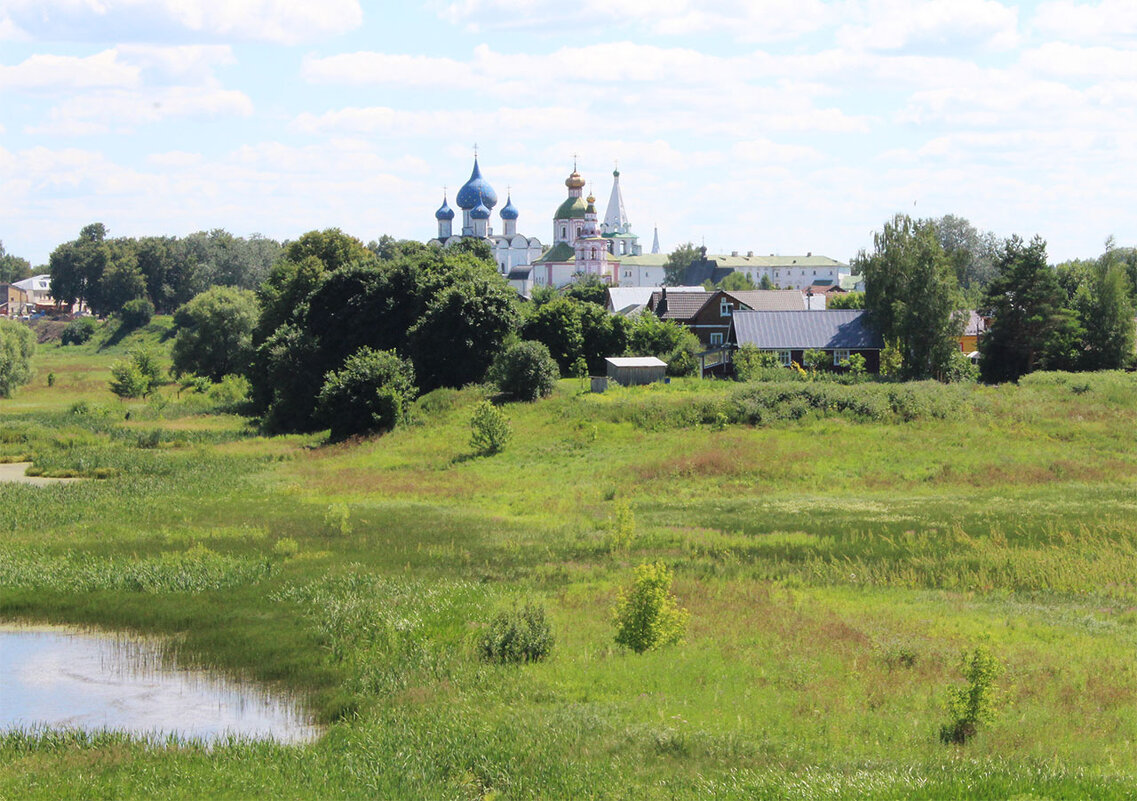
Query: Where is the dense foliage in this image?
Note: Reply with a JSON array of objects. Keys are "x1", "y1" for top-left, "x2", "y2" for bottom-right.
[
  {"x1": 315, "y1": 347, "x2": 416, "y2": 441},
  {"x1": 171, "y1": 287, "x2": 260, "y2": 382},
  {"x1": 478, "y1": 604, "x2": 554, "y2": 664},
  {"x1": 857, "y1": 214, "x2": 965, "y2": 381},
  {"x1": 248, "y1": 235, "x2": 517, "y2": 432},
  {"x1": 0, "y1": 319, "x2": 35, "y2": 397},
  {"x1": 488, "y1": 340, "x2": 559, "y2": 401},
  {"x1": 613, "y1": 561, "x2": 689, "y2": 653},
  {"x1": 60, "y1": 316, "x2": 98, "y2": 346}
]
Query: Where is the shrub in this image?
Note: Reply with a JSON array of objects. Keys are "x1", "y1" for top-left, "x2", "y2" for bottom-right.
[
  {"x1": 119, "y1": 298, "x2": 154, "y2": 329},
  {"x1": 613, "y1": 562, "x2": 689, "y2": 653},
  {"x1": 108, "y1": 349, "x2": 163, "y2": 399},
  {"x1": 479, "y1": 603, "x2": 554, "y2": 664},
  {"x1": 488, "y1": 340, "x2": 559, "y2": 401},
  {"x1": 803, "y1": 348, "x2": 828, "y2": 373},
  {"x1": 470, "y1": 400, "x2": 511, "y2": 455},
  {"x1": 846, "y1": 352, "x2": 867, "y2": 377},
  {"x1": 734, "y1": 345, "x2": 783, "y2": 381},
  {"x1": 315, "y1": 347, "x2": 417, "y2": 440},
  {"x1": 109, "y1": 360, "x2": 151, "y2": 399},
  {"x1": 940, "y1": 643, "x2": 1003, "y2": 745},
  {"x1": 61, "y1": 316, "x2": 98, "y2": 345},
  {"x1": 0, "y1": 319, "x2": 35, "y2": 398}
]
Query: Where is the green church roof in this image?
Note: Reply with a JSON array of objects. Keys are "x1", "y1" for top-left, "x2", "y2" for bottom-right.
[
  {"x1": 532, "y1": 242, "x2": 575, "y2": 264},
  {"x1": 554, "y1": 196, "x2": 587, "y2": 220}
]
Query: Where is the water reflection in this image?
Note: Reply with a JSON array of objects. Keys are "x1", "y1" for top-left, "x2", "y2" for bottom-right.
[{"x1": 0, "y1": 625, "x2": 319, "y2": 744}]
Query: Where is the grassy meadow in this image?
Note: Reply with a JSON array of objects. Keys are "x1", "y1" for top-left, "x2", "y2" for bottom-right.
[{"x1": 2, "y1": 318, "x2": 1137, "y2": 799}]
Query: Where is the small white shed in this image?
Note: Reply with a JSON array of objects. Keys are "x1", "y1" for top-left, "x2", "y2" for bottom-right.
[{"x1": 605, "y1": 356, "x2": 667, "y2": 386}]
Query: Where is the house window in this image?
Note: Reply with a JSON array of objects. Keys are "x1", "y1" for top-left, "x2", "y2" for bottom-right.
[
  {"x1": 775, "y1": 350, "x2": 791, "y2": 366},
  {"x1": 710, "y1": 332, "x2": 724, "y2": 345},
  {"x1": 833, "y1": 349, "x2": 851, "y2": 366},
  {"x1": 561, "y1": 227, "x2": 567, "y2": 239},
  {"x1": 720, "y1": 300, "x2": 732, "y2": 317}
]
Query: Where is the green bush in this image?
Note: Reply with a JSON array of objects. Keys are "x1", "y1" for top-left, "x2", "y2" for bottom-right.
[
  {"x1": 315, "y1": 347, "x2": 416, "y2": 440},
  {"x1": 803, "y1": 348, "x2": 828, "y2": 372},
  {"x1": 613, "y1": 561, "x2": 689, "y2": 653},
  {"x1": 479, "y1": 603, "x2": 554, "y2": 664},
  {"x1": 119, "y1": 298, "x2": 154, "y2": 329},
  {"x1": 489, "y1": 340, "x2": 559, "y2": 401},
  {"x1": 108, "y1": 349, "x2": 163, "y2": 399},
  {"x1": 940, "y1": 643, "x2": 1003, "y2": 744},
  {"x1": 470, "y1": 400, "x2": 511, "y2": 455},
  {"x1": 0, "y1": 319, "x2": 35, "y2": 398},
  {"x1": 734, "y1": 345, "x2": 783, "y2": 381},
  {"x1": 61, "y1": 316, "x2": 98, "y2": 346}
]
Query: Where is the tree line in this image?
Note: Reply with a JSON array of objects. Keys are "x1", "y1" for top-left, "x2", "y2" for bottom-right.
[
  {"x1": 858, "y1": 214, "x2": 1136, "y2": 383},
  {"x1": 46, "y1": 224, "x2": 282, "y2": 316},
  {"x1": 163, "y1": 230, "x2": 699, "y2": 439}
]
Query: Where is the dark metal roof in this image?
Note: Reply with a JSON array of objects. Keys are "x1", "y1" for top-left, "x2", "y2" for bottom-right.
[
  {"x1": 507, "y1": 266, "x2": 533, "y2": 280},
  {"x1": 730, "y1": 310, "x2": 884, "y2": 350}
]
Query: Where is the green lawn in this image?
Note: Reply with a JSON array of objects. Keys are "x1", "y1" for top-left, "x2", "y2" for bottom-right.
[{"x1": 2, "y1": 326, "x2": 1136, "y2": 799}]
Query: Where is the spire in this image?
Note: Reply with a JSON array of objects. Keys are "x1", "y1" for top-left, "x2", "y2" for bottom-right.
[
  {"x1": 603, "y1": 167, "x2": 629, "y2": 234},
  {"x1": 651, "y1": 225, "x2": 660, "y2": 255}
]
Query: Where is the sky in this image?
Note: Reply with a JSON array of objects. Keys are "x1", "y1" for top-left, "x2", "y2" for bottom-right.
[{"x1": 2, "y1": 0, "x2": 1136, "y2": 268}]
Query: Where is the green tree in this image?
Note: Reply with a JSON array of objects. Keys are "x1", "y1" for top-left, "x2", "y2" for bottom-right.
[
  {"x1": 315, "y1": 347, "x2": 416, "y2": 441},
  {"x1": 627, "y1": 313, "x2": 700, "y2": 376},
  {"x1": 108, "y1": 348, "x2": 162, "y2": 399},
  {"x1": 758, "y1": 274, "x2": 775, "y2": 290},
  {"x1": 613, "y1": 562, "x2": 689, "y2": 653},
  {"x1": 172, "y1": 286, "x2": 260, "y2": 381},
  {"x1": 663, "y1": 242, "x2": 702, "y2": 286},
  {"x1": 828, "y1": 291, "x2": 865, "y2": 309},
  {"x1": 1069, "y1": 242, "x2": 1135, "y2": 371},
  {"x1": 579, "y1": 302, "x2": 629, "y2": 375},
  {"x1": 562, "y1": 274, "x2": 609, "y2": 307},
  {"x1": 979, "y1": 236, "x2": 1082, "y2": 383},
  {"x1": 940, "y1": 643, "x2": 1003, "y2": 744},
  {"x1": 0, "y1": 319, "x2": 35, "y2": 397},
  {"x1": 857, "y1": 214, "x2": 965, "y2": 380},
  {"x1": 717, "y1": 271, "x2": 757, "y2": 291},
  {"x1": 98, "y1": 241, "x2": 147, "y2": 315},
  {"x1": 521, "y1": 296, "x2": 585, "y2": 375},
  {"x1": 50, "y1": 223, "x2": 110, "y2": 312},
  {"x1": 928, "y1": 214, "x2": 999, "y2": 291},
  {"x1": 0, "y1": 241, "x2": 32, "y2": 283},
  {"x1": 119, "y1": 298, "x2": 154, "y2": 329},
  {"x1": 488, "y1": 340, "x2": 559, "y2": 401},
  {"x1": 469, "y1": 400, "x2": 511, "y2": 455},
  {"x1": 406, "y1": 271, "x2": 520, "y2": 392},
  {"x1": 281, "y1": 228, "x2": 373, "y2": 273}
]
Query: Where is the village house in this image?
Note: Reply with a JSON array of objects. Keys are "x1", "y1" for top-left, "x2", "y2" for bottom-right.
[
  {"x1": 647, "y1": 288, "x2": 816, "y2": 347},
  {"x1": 728, "y1": 309, "x2": 885, "y2": 373}
]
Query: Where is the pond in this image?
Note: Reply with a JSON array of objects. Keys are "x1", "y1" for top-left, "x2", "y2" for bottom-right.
[
  {"x1": 0, "y1": 625, "x2": 319, "y2": 744},
  {"x1": 0, "y1": 462, "x2": 82, "y2": 487}
]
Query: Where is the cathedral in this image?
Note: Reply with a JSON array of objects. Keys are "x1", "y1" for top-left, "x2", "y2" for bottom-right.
[
  {"x1": 428, "y1": 156, "x2": 543, "y2": 274},
  {"x1": 429, "y1": 155, "x2": 665, "y2": 293}
]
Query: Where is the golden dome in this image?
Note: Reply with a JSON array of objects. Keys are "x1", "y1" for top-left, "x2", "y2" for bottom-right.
[
  {"x1": 565, "y1": 170, "x2": 585, "y2": 190},
  {"x1": 586, "y1": 193, "x2": 596, "y2": 204}
]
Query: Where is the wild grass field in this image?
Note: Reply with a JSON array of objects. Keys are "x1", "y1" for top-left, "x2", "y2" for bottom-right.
[{"x1": 2, "y1": 319, "x2": 1136, "y2": 799}]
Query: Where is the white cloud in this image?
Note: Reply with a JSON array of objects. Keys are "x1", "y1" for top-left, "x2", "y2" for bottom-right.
[
  {"x1": 434, "y1": 0, "x2": 834, "y2": 41},
  {"x1": 0, "y1": 0, "x2": 362, "y2": 44},
  {"x1": 29, "y1": 86, "x2": 254, "y2": 134},
  {"x1": 1020, "y1": 42, "x2": 1137, "y2": 81},
  {"x1": 837, "y1": 0, "x2": 1019, "y2": 52},
  {"x1": 1034, "y1": 0, "x2": 1137, "y2": 44},
  {"x1": 0, "y1": 50, "x2": 140, "y2": 90}
]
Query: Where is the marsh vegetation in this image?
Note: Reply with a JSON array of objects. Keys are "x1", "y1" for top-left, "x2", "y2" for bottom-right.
[{"x1": 2, "y1": 321, "x2": 1136, "y2": 798}]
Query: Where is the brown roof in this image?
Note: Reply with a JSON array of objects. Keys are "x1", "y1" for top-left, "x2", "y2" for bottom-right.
[{"x1": 648, "y1": 291, "x2": 715, "y2": 320}]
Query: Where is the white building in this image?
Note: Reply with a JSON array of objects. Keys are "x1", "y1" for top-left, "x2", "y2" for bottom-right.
[
  {"x1": 428, "y1": 157, "x2": 543, "y2": 276},
  {"x1": 530, "y1": 165, "x2": 655, "y2": 289}
]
